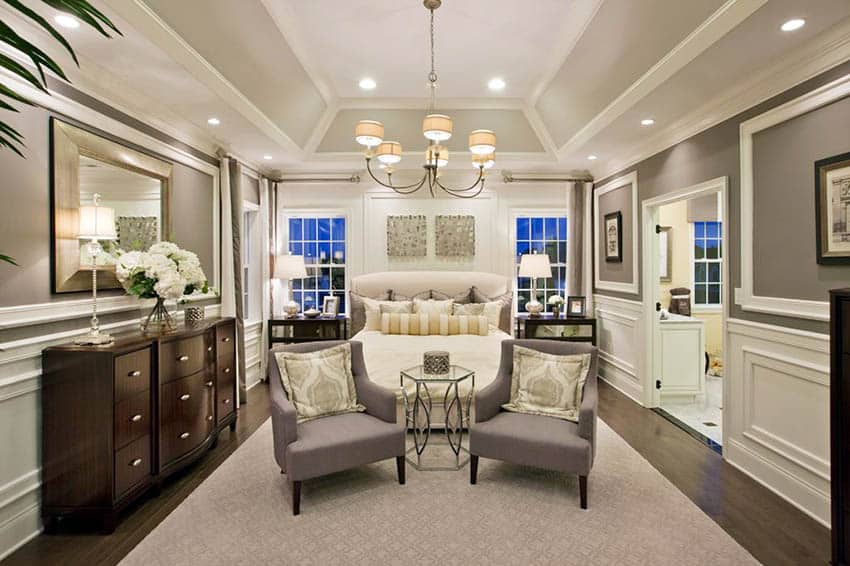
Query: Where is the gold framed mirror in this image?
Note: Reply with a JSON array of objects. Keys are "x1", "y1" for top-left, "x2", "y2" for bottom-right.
[{"x1": 51, "y1": 118, "x2": 173, "y2": 293}]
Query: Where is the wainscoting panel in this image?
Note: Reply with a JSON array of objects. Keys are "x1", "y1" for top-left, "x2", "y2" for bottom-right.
[
  {"x1": 725, "y1": 318, "x2": 830, "y2": 527},
  {"x1": 593, "y1": 294, "x2": 646, "y2": 404},
  {"x1": 244, "y1": 320, "x2": 264, "y2": 389}
]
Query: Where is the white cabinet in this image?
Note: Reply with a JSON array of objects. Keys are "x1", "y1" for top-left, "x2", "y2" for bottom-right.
[{"x1": 659, "y1": 313, "x2": 705, "y2": 403}]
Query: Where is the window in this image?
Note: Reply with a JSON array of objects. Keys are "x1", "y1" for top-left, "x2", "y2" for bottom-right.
[
  {"x1": 287, "y1": 215, "x2": 347, "y2": 314},
  {"x1": 693, "y1": 221, "x2": 722, "y2": 306},
  {"x1": 514, "y1": 215, "x2": 567, "y2": 313}
]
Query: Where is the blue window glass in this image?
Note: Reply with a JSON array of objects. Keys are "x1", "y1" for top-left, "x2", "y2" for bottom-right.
[
  {"x1": 516, "y1": 217, "x2": 530, "y2": 240},
  {"x1": 289, "y1": 218, "x2": 302, "y2": 241},
  {"x1": 544, "y1": 217, "x2": 558, "y2": 240},
  {"x1": 288, "y1": 242, "x2": 302, "y2": 256},
  {"x1": 332, "y1": 217, "x2": 345, "y2": 241},
  {"x1": 332, "y1": 242, "x2": 345, "y2": 264},
  {"x1": 304, "y1": 218, "x2": 317, "y2": 240},
  {"x1": 317, "y1": 218, "x2": 331, "y2": 241},
  {"x1": 302, "y1": 241, "x2": 317, "y2": 263},
  {"x1": 318, "y1": 242, "x2": 331, "y2": 264},
  {"x1": 558, "y1": 218, "x2": 567, "y2": 240},
  {"x1": 693, "y1": 221, "x2": 722, "y2": 305},
  {"x1": 287, "y1": 216, "x2": 347, "y2": 313},
  {"x1": 531, "y1": 218, "x2": 544, "y2": 240},
  {"x1": 515, "y1": 214, "x2": 568, "y2": 313},
  {"x1": 705, "y1": 221, "x2": 719, "y2": 238},
  {"x1": 516, "y1": 240, "x2": 529, "y2": 258},
  {"x1": 694, "y1": 222, "x2": 705, "y2": 238}
]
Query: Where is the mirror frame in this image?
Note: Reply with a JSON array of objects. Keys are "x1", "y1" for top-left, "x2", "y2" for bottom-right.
[{"x1": 51, "y1": 118, "x2": 173, "y2": 293}]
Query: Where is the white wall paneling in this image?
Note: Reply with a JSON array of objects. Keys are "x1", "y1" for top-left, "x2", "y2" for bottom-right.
[
  {"x1": 593, "y1": 293, "x2": 646, "y2": 404},
  {"x1": 737, "y1": 73, "x2": 850, "y2": 321},
  {"x1": 593, "y1": 172, "x2": 639, "y2": 294},
  {"x1": 244, "y1": 320, "x2": 264, "y2": 389},
  {"x1": 725, "y1": 318, "x2": 830, "y2": 527}
]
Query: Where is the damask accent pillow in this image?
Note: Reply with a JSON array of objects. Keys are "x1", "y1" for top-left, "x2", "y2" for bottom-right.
[
  {"x1": 349, "y1": 290, "x2": 391, "y2": 334},
  {"x1": 502, "y1": 345, "x2": 591, "y2": 422},
  {"x1": 471, "y1": 287, "x2": 513, "y2": 334},
  {"x1": 275, "y1": 343, "x2": 366, "y2": 423},
  {"x1": 391, "y1": 290, "x2": 433, "y2": 301},
  {"x1": 431, "y1": 288, "x2": 472, "y2": 304},
  {"x1": 454, "y1": 301, "x2": 502, "y2": 330}
]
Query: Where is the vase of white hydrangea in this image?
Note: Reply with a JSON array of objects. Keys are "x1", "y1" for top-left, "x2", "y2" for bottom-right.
[
  {"x1": 114, "y1": 242, "x2": 209, "y2": 334},
  {"x1": 548, "y1": 294, "x2": 564, "y2": 318}
]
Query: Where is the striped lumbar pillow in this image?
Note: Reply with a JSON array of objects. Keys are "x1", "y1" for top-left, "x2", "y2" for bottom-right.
[{"x1": 381, "y1": 313, "x2": 488, "y2": 336}]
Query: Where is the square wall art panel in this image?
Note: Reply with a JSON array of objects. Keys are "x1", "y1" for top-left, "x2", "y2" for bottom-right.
[
  {"x1": 386, "y1": 214, "x2": 427, "y2": 257},
  {"x1": 435, "y1": 214, "x2": 475, "y2": 257}
]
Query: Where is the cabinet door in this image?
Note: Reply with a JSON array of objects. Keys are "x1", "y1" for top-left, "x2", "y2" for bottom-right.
[
  {"x1": 659, "y1": 322, "x2": 706, "y2": 401},
  {"x1": 160, "y1": 371, "x2": 213, "y2": 466}
]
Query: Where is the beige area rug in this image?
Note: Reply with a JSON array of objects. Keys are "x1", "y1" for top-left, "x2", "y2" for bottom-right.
[{"x1": 120, "y1": 420, "x2": 759, "y2": 566}]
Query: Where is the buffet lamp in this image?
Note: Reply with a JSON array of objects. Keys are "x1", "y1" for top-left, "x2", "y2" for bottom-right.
[
  {"x1": 274, "y1": 253, "x2": 308, "y2": 318},
  {"x1": 75, "y1": 193, "x2": 118, "y2": 345},
  {"x1": 519, "y1": 253, "x2": 552, "y2": 316}
]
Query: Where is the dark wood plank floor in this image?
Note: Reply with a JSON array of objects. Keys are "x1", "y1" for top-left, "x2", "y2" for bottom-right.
[{"x1": 3, "y1": 379, "x2": 830, "y2": 565}]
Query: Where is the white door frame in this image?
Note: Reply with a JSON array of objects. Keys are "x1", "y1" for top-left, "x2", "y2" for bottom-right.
[{"x1": 640, "y1": 177, "x2": 729, "y2": 447}]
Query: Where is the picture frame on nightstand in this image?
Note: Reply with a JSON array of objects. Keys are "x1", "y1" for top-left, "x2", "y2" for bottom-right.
[
  {"x1": 567, "y1": 296, "x2": 586, "y2": 317},
  {"x1": 322, "y1": 295, "x2": 340, "y2": 317}
]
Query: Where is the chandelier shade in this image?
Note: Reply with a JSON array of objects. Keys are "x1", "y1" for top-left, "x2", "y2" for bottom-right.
[
  {"x1": 469, "y1": 130, "x2": 496, "y2": 155},
  {"x1": 376, "y1": 141, "x2": 403, "y2": 165},
  {"x1": 425, "y1": 145, "x2": 449, "y2": 167},
  {"x1": 472, "y1": 152, "x2": 495, "y2": 169},
  {"x1": 422, "y1": 114, "x2": 453, "y2": 141},
  {"x1": 355, "y1": 120, "x2": 384, "y2": 147}
]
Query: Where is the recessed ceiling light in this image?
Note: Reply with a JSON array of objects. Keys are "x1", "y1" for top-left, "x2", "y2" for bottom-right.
[
  {"x1": 488, "y1": 77, "x2": 506, "y2": 91},
  {"x1": 781, "y1": 18, "x2": 805, "y2": 32},
  {"x1": 54, "y1": 14, "x2": 80, "y2": 28},
  {"x1": 641, "y1": 118, "x2": 655, "y2": 126},
  {"x1": 587, "y1": 154, "x2": 598, "y2": 161},
  {"x1": 207, "y1": 117, "x2": 220, "y2": 126},
  {"x1": 359, "y1": 77, "x2": 376, "y2": 90},
  {"x1": 263, "y1": 155, "x2": 273, "y2": 161}
]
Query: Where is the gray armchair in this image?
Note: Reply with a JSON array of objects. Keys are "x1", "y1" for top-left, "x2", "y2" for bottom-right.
[
  {"x1": 469, "y1": 339, "x2": 598, "y2": 508},
  {"x1": 269, "y1": 340, "x2": 405, "y2": 515}
]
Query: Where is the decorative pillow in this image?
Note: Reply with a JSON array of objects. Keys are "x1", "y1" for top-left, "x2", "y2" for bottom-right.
[
  {"x1": 431, "y1": 288, "x2": 472, "y2": 304},
  {"x1": 391, "y1": 290, "x2": 433, "y2": 301},
  {"x1": 380, "y1": 313, "x2": 488, "y2": 336},
  {"x1": 274, "y1": 343, "x2": 366, "y2": 423},
  {"x1": 471, "y1": 287, "x2": 513, "y2": 334},
  {"x1": 454, "y1": 301, "x2": 502, "y2": 330},
  {"x1": 413, "y1": 298, "x2": 453, "y2": 334},
  {"x1": 380, "y1": 300, "x2": 414, "y2": 315},
  {"x1": 349, "y1": 290, "x2": 391, "y2": 334},
  {"x1": 502, "y1": 345, "x2": 591, "y2": 422}
]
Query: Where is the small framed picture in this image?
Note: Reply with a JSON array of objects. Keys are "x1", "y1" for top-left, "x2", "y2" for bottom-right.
[
  {"x1": 566, "y1": 296, "x2": 586, "y2": 318},
  {"x1": 322, "y1": 295, "x2": 340, "y2": 317},
  {"x1": 604, "y1": 211, "x2": 623, "y2": 263},
  {"x1": 815, "y1": 151, "x2": 850, "y2": 264}
]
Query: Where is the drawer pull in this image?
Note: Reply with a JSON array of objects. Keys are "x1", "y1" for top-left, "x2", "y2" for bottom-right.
[
  {"x1": 128, "y1": 370, "x2": 141, "y2": 377},
  {"x1": 207, "y1": 415, "x2": 213, "y2": 421},
  {"x1": 130, "y1": 414, "x2": 143, "y2": 423},
  {"x1": 205, "y1": 380, "x2": 214, "y2": 387},
  {"x1": 180, "y1": 432, "x2": 190, "y2": 439},
  {"x1": 223, "y1": 337, "x2": 231, "y2": 343},
  {"x1": 223, "y1": 398, "x2": 231, "y2": 405},
  {"x1": 177, "y1": 355, "x2": 190, "y2": 362},
  {"x1": 180, "y1": 393, "x2": 191, "y2": 401},
  {"x1": 130, "y1": 458, "x2": 142, "y2": 467},
  {"x1": 207, "y1": 346, "x2": 213, "y2": 352},
  {"x1": 224, "y1": 367, "x2": 231, "y2": 374}
]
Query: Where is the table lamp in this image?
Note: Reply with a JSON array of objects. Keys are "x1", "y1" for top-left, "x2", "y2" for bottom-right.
[
  {"x1": 75, "y1": 193, "x2": 118, "y2": 345},
  {"x1": 519, "y1": 252, "x2": 552, "y2": 316},
  {"x1": 274, "y1": 254, "x2": 308, "y2": 317}
]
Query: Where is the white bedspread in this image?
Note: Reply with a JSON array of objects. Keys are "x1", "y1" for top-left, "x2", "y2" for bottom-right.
[{"x1": 351, "y1": 329, "x2": 510, "y2": 398}]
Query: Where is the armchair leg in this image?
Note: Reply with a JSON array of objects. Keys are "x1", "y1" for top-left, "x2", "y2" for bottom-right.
[
  {"x1": 292, "y1": 481, "x2": 302, "y2": 516},
  {"x1": 396, "y1": 456, "x2": 406, "y2": 485},
  {"x1": 470, "y1": 455, "x2": 479, "y2": 485},
  {"x1": 579, "y1": 475, "x2": 588, "y2": 509}
]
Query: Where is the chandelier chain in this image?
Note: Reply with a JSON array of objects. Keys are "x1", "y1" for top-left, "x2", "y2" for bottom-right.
[{"x1": 428, "y1": 7, "x2": 437, "y2": 110}]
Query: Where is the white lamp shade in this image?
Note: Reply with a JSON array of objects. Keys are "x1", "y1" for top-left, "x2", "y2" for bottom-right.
[
  {"x1": 518, "y1": 253, "x2": 552, "y2": 278},
  {"x1": 425, "y1": 145, "x2": 448, "y2": 167},
  {"x1": 422, "y1": 114, "x2": 453, "y2": 142},
  {"x1": 376, "y1": 141, "x2": 403, "y2": 165},
  {"x1": 354, "y1": 120, "x2": 384, "y2": 147},
  {"x1": 469, "y1": 129, "x2": 496, "y2": 155},
  {"x1": 472, "y1": 152, "x2": 495, "y2": 169},
  {"x1": 274, "y1": 254, "x2": 308, "y2": 280},
  {"x1": 78, "y1": 205, "x2": 117, "y2": 240}
]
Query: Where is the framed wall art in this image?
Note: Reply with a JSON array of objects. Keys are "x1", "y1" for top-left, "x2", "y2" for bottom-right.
[
  {"x1": 815, "y1": 151, "x2": 850, "y2": 264},
  {"x1": 604, "y1": 211, "x2": 623, "y2": 263}
]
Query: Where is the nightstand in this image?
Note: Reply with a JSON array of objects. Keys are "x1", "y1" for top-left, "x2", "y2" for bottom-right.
[
  {"x1": 268, "y1": 315, "x2": 349, "y2": 345},
  {"x1": 514, "y1": 314, "x2": 597, "y2": 346}
]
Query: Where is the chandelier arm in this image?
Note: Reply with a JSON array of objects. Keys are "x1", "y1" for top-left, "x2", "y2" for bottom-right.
[
  {"x1": 365, "y1": 158, "x2": 428, "y2": 191},
  {"x1": 440, "y1": 178, "x2": 486, "y2": 199},
  {"x1": 390, "y1": 174, "x2": 430, "y2": 195},
  {"x1": 434, "y1": 167, "x2": 485, "y2": 193}
]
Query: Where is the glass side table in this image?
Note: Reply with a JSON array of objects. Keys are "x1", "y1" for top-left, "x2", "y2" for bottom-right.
[{"x1": 400, "y1": 365, "x2": 475, "y2": 471}]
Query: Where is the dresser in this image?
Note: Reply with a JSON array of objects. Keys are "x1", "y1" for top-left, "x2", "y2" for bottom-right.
[
  {"x1": 41, "y1": 317, "x2": 237, "y2": 533},
  {"x1": 832, "y1": 289, "x2": 850, "y2": 566}
]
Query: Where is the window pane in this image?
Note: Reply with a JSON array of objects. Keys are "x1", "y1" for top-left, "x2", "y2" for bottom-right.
[
  {"x1": 332, "y1": 242, "x2": 345, "y2": 264},
  {"x1": 558, "y1": 217, "x2": 567, "y2": 240},
  {"x1": 331, "y1": 267, "x2": 345, "y2": 290},
  {"x1": 292, "y1": 278, "x2": 302, "y2": 290},
  {"x1": 318, "y1": 291, "x2": 330, "y2": 310},
  {"x1": 516, "y1": 217, "x2": 530, "y2": 240},
  {"x1": 303, "y1": 241, "x2": 317, "y2": 263},
  {"x1": 289, "y1": 242, "x2": 302, "y2": 256},
  {"x1": 517, "y1": 276, "x2": 530, "y2": 290},
  {"x1": 292, "y1": 291, "x2": 301, "y2": 307},
  {"x1": 530, "y1": 241, "x2": 545, "y2": 254},
  {"x1": 558, "y1": 241, "x2": 567, "y2": 264},
  {"x1": 705, "y1": 239, "x2": 719, "y2": 259},
  {"x1": 544, "y1": 217, "x2": 558, "y2": 239},
  {"x1": 317, "y1": 218, "x2": 331, "y2": 241},
  {"x1": 694, "y1": 222, "x2": 705, "y2": 238},
  {"x1": 708, "y1": 284, "x2": 721, "y2": 305},
  {"x1": 338, "y1": 295, "x2": 346, "y2": 314},
  {"x1": 706, "y1": 222, "x2": 719, "y2": 238},
  {"x1": 318, "y1": 267, "x2": 331, "y2": 290},
  {"x1": 694, "y1": 262, "x2": 706, "y2": 282},
  {"x1": 517, "y1": 290, "x2": 530, "y2": 312},
  {"x1": 289, "y1": 218, "x2": 302, "y2": 241},
  {"x1": 303, "y1": 292, "x2": 317, "y2": 310},
  {"x1": 531, "y1": 217, "x2": 544, "y2": 240},
  {"x1": 516, "y1": 240, "x2": 529, "y2": 258},
  {"x1": 708, "y1": 263, "x2": 721, "y2": 283},
  {"x1": 304, "y1": 218, "x2": 317, "y2": 240},
  {"x1": 694, "y1": 240, "x2": 705, "y2": 260},
  {"x1": 695, "y1": 284, "x2": 707, "y2": 304},
  {"x1": 545, "y1": 241, "x2": 557, "y2": 264},
  {"x1": 556, "y1": 266, "x2": 566, "y2": 291},
  {"x1": 332, "y1": 217, "x2": 345, "y2": 240},
  {"x1": 318, "y1": 242, "x2": 331, "y2": 264}
]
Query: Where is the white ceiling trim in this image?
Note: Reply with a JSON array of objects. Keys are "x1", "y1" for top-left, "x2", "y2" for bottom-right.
[
  {"x1": 105, "y1": 0, "x2": 304, "y2": 160},
  {"x1": 520, "y1": 102, "x2": 558, "y2": 159},
  {"x1": 592, "y1": 17, "x2": 850, "y2": 182},
  {"x1": 554, "y1": 0, "x2": 767, "y2": 160},
  {"x1": 301, "y1": 102, "x2": 340, "y2": 157},
  {"x1": 527, "y1": 0, "x2": 604, "y2": 107}
]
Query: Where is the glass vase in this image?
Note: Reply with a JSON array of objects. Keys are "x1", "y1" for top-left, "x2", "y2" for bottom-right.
[{"x1": 140, "y1": 297, "x2": 176, "y2": 334}]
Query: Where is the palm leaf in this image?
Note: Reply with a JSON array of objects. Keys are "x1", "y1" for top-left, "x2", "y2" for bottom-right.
[
  {"x1": 0, "y1": 254, "x2": 19, "y2": 266},
  {"x1": 0, "y1": 82, "x2": 34, "y2": 107},
  {"x1": 0, "y1": 52, "x2": 48, "y2": 92},
  {"x1": 0, "y1": 21, "x2": 68, "y2": 84},
  {"x1": 1, "y1": 0, "x2": 78, "y2": 64},
  {"x1": 40, "y1": 0, "x2": 122, "y2": 37}
]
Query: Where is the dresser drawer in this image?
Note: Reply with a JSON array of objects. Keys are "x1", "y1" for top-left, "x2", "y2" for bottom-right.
[
  {"x1": 160, "y1": 334, "x2": 208, "y2": 383},
  {"x1": 114, "y1": 391, "x2": 151, "y2": 450},
  {"x1": 160, "y1": 371, "x2": 214, "y2": 465},
  {"x1": 114, "y1": 348, "x2": 151, "y2": 403},
  {"x1": 217, "y1": 358, "x2": 236, "y2": 424},
  {"x1": 114, "y1": 435, "x2": 151, "y2": 499},
  {"x1": 217, "y1": 324, "x2": 236, "y2": 359}
]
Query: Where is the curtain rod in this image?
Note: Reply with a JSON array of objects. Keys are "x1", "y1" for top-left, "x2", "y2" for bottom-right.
[
  {"x1": 273, "y1": 174, "x2": 361, "y2": 184},
  {"x1": 501, "y1": 171, "x2": 593, "y2": 184}
]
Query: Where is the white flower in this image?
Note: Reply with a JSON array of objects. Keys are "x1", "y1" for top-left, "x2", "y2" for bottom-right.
[
  {"x1": 548, "y1": 294, "x2": 565, "y2": 305},
  {"x1": 114, "y1": 242, "x2": 207, "y2": 300},
  {"x1": 148, "y1": 241, "x2": 180, "y2": 256}
]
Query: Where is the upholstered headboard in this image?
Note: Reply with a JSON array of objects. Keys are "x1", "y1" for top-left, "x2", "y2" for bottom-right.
[{"x1": 351, "y1": 271, "x2": 510, "y2": 299}]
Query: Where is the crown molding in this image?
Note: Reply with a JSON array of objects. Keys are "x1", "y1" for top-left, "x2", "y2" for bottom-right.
[
  {"x1": 591, "y1": 17, "x2": 850, "y2": 182},
  {"x1": 555, "y1": 0, "x2": 767, "y2": 160},
  {"x1": 334, "y1": 97, "x2": 528, "y2": 110}
]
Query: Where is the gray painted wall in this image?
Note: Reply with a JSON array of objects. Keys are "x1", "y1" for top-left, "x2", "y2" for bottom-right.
[
  {"x1": 593, "y1": 60, "x2": 850, "y2": 334},
  {"x1": 242, "y1": 173, "x2": 260, "y2": 205},
  {"x1": 0, "y1": 103, "x2": 216, "y2": 307},
  {"x1": 596, "y1": 183, "x2": 634, "y2": 284}
]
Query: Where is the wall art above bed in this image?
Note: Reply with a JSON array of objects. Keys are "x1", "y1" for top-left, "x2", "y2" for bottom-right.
[
  {"x1": 386, "y1": 214, "x2": 427, "y2": 257},
  {"x1": 435, "y1": 214, "x2": 475, "y2": 257}
]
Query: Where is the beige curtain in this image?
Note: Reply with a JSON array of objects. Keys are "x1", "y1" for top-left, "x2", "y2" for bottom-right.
[
  {"x1": 567, "y1": 181, "x2": 585, "y2": 296},
  {"x1": 259, "y1": 176, "x2": 271, "y2": 380},
  {"x1": 227, "y1": 159, "x2": 247, "y2": 404}
]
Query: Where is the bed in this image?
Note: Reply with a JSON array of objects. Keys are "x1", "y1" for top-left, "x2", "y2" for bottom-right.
[{"x1": 350, "y1": 271, "x2": 512, "y2": 422}]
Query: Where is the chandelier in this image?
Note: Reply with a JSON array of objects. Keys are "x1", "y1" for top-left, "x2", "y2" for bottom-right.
[{"x1": 353, "y1": 0, "x2": 496, "y2": 198}]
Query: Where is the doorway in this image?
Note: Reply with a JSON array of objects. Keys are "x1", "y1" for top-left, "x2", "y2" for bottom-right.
[{"x1": 641, "y1": 178, "x2": 729, "y2": 453}]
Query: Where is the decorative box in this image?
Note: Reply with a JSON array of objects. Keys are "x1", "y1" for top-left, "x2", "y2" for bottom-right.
[
  {"x1": 423, "y1": 351, "x2": 450, "y2": 375},
  {"x1": 185, "y1": 306, "x2": 205, "y2": 326}
]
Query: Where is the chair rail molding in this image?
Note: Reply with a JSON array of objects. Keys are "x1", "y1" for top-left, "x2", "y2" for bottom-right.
[
  {"x1": 738, "y1": 73, "x2": 850, "y2": 321},
  {"x1": 594, "y1": 172, "x2": 639, "y2": 294}
]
